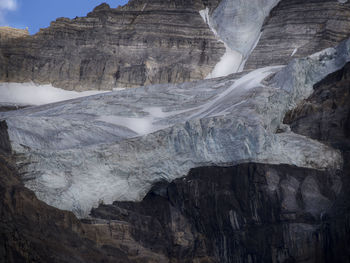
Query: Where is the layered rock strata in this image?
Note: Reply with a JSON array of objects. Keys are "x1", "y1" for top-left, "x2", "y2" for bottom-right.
[
  {"x1": 0, "y1": 1, "x2": 224, "y2": 91},
  {"x1": 0, "y1": 27, "x2": 29, "y2": 41},
  {"x1": 245, "y1": 0, "x2": 350, "y2": 69}
]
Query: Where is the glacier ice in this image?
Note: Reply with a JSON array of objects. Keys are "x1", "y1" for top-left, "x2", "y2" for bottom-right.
[
  {"x1": 2, "y1": 38, "x2": 350, "y2": 217},
  {"x1": 211, "y1": 0, "x2": 281, "y2": 57},
  {"x1": 202, "y1": 0, "x2": 281, "y2": 77},
  {"x1": 200, "y1": 8, "x2": 244, "y2": 77}
]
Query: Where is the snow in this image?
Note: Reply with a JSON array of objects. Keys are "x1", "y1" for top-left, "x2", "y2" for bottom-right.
[
  {"x1": 209, "y1": 0, "x2": 281, "y2": 71},
  {"x1": 206, "y1": 44, "x2": 243, "y2": 78},
  {"x1": 200, "y1": 8, "x2": 244, "y2": 78},
  {"x1": 199, "y1": 8, "x2": 211, "y2": 28},
  {"x1": 192, "y1": 66, "x2": 284, "y2": 118},
  {"x1": 98, "y1": 116, "x2": 153, "y2": 135},
  {"x1": 200, "y1": 0, "x2": 281, "y2": 77},
  {"x1": 0, "y1": 82, "x2": 108, "y2": 105}
]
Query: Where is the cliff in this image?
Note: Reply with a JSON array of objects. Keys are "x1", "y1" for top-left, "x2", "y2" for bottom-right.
[
  {"x1": 0, "y1": 1, "x2": 224, "y2": 91},
  {"x1": 245, "y1": 0, "x2": 350, "y2": 69}
]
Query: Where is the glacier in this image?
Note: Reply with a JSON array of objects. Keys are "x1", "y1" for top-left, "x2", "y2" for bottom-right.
[{"x1": 1, "y1": 38, "x2": 350, "y2": 217}]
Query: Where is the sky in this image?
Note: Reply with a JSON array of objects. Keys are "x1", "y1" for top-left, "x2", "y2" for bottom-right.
[{"x1": 0, "y1": 0, "x2": 129, "y2": 34}]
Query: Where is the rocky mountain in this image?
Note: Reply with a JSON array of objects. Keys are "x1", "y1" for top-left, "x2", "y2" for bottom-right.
[
  {"x1": 1, "y1": 0, "x2": 350, "y2": 91},
  {"x1": 0, "y1": 0, "x2": 224, "y2": 91},
  {"x1": 0, "y1": 0, "x2": 350, "y2": 262}
]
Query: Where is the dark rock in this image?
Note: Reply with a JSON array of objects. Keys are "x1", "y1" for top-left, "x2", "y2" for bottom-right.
[
  {"x1": 284, "y1": 59, "x2": 350, "y2": 263},
  {"x1": 91, "y1": 163, "x2": 348, "y2": 263},
  {"x1": 284, "y1": 62, "x2": 350, "y2": 152},
  {"x1": 0, "y1": 0, "x2": 224, "y2": 91},
  {"x1": 0, "y1": 121, "x2": 11, "y2": 154}
]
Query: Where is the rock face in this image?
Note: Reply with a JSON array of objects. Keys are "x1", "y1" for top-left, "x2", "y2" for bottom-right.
[
  {"x1": 0, "y1": 27, "x2": 29, "y2": 41},
  {"x1": 0, "y1": 1, "x2": 224, "y2": 91},
  {"x1": 284, "y1": 62, "x2": 350, "y2": 152},
  {"x1": 89, "y1": 163, "x2": 348, "y2": 263},
  {"x1": 282, "y1": 59, "x2": 350, "y2": 263},
  {"x1": 245, "y1": 0, "x2": 350, "y2": 70}
]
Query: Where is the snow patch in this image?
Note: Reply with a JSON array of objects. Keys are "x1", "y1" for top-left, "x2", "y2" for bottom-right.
[
  {"x1": 206, "y1": 44, "x2": 243, "y2": 78},
  {"x1": 98, "y1": 107, "x2": 168, "y2": 135},
  {"x1": 99, "y1": 116, "x2": 153, "y2": 135},
  {"x1": 0, "y1": 82, "x2": 108, "y2": 105}
]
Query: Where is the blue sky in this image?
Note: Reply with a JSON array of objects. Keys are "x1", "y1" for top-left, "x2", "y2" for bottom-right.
[{"x1": 0, "y1": 0, "x2": 129, "y2": 34}]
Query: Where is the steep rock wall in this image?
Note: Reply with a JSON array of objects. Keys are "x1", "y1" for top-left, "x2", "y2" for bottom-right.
[
  {"x1": 0, "y1": 1, "x2": 224, "y2": 91},
  {"x1": 89, "y1": 163, "x2": 348, "y2": 263},
  {"x1": 245, "y1": 0, "x2": 350, "y2": 69}
]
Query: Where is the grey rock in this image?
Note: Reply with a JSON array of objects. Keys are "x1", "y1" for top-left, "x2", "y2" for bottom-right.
[
  {"x1": 280, "y1": 176, "x2": 300, "y2": 212},
  {"x1": 0, "y1": 27, "x2": 29, "y2": 41},
  {"x1": 0, "y1": 1, "x2": 225, "y2": 91},
  {"x1": 301, "y1": 175, "x2": 332, "y2": 217},
  {"x1": 245, "y1": 0, "x2": 350, "y2": 70}
]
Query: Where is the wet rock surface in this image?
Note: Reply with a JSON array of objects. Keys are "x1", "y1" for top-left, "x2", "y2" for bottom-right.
[
  {"x1": 89, "y1": 163, "x2": 346, "y2": 263},
  {"x1": 0, "y1": 0, "x2": 224, "y2": 91}
]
